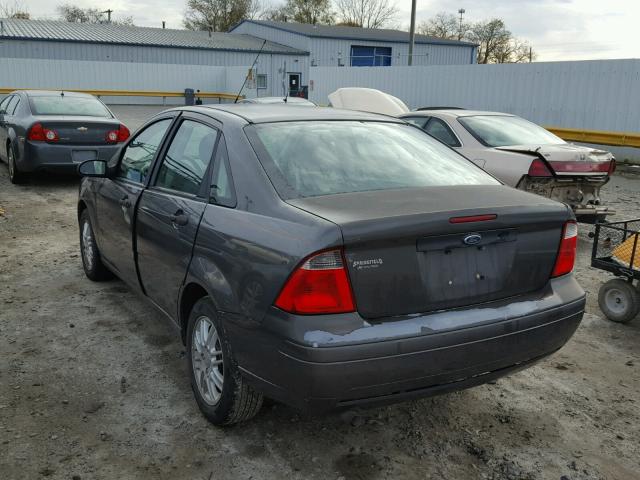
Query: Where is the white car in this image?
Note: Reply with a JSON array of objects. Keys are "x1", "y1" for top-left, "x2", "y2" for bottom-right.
[
  {"x1": 328, "y1": 88, "x2": 616, "y2": 223},
  {"x1": 400, "y1": 109, "x2": 615, "y2": 222}
]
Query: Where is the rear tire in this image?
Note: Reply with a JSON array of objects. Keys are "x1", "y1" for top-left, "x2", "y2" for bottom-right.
[
  {"x1": 79, "y1": 210, "x2": 113, "y2": 281},
  {"x1": 187, "y1": 297, "x2": 263, "y2": 426},
  {"x1": 598, "y1": 279, "x2": 640, "y2": 324},
  {"x1": 7, "y1": 145, "x2": 26, "y2": 184}
]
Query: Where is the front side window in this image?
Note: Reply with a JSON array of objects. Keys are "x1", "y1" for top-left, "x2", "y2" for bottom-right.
[
  {"x1": 458, "y1": 115, "x2": 565, "y2": 147},
  {"x1": 118, "y1": 119, "x2": 172, "y2": 184},
  {"x1": 29, "y1": 96, "x2": 112, "y2": 117},
  {"x1": 249, "y1": 121, "x2": 499, "y2": 199},
  {"x1": 155, "y1": 120, "x2": 218, "y2": 195},
  {"x1": 425, "y1": 118, "x2": 461, "y2": 148}
]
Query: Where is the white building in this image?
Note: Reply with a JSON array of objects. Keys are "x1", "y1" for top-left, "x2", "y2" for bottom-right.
[{"x1": 0, "y1": 18, "x2": 476, "y2": 101}]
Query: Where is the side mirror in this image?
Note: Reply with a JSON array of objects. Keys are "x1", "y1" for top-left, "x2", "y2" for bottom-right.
[{"x1": 78, "y1": 160, "x2": 108, "y2": 177}]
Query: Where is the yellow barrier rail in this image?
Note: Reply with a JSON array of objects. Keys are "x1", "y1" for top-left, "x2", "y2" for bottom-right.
[
  {"x1": 545, "y1": 127, "x2": 640, "y2": 148},
  {"x1": 0, "y1": 88, "x2": 242, "y2": 102}
]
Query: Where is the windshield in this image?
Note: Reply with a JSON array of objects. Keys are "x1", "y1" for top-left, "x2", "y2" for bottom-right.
[
  {"x1": 248, "y1": 121, "x2": 499, "y2": 199},
  {"x1": 458, "y1": 115, "x2": 565, "y2": 147},
  {"x1": 29, "y1": 96, "x2": 112, "y2": 117}
]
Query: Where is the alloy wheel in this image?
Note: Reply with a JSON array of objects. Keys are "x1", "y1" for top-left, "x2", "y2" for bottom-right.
[
  {"x1": 81, "y1": 221, "x2": 95, "y2": 271},
  {"x1": 191, "y1": 316, "x2": 224, "y2": 405}
]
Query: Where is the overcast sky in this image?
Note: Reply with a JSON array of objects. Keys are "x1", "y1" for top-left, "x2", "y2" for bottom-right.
[{"x1": 22, "y1": 0, "x2": 637, "y2": 62}]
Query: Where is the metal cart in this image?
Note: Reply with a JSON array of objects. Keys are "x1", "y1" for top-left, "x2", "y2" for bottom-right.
[{"x1": 591, "y1": 218, "x2": 640, "y2": 323}]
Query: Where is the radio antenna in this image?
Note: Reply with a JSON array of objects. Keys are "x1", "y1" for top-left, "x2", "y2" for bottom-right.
[{"x1": 234, "y1": 39, "x2": 267, "y2": 103}]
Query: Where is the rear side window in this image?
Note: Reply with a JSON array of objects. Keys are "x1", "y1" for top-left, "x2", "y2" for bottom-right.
[
  {"x1": 155, "y1": 120, "x2": 218, "y2": 195},
  {"x1": 0, "y1": 96, "x2": 12, "y2": 113},
  {"x1": 5, "y1": 96, "x2": 19, "y2": 115},
  {"x1": 210, "y1": 135, "x2": 236, "y2": 207},
  {"x1": 249, "y1": 121, "x2": 498, "y2": 199},
  {"x1": 118, "y1": 119, "x2": 172, "y2": 184},
  {"x1": 458, "y1": 115, "x2": 564, "y2": 147},
  {"x1": 403, "y1": 116, "x2": 429, "y2": 128},
  {"x1": 425, "y1": 118, "x2": 461, "y2": 147},
  {"x1": 29, "y1": 96, "x2": 111, "y2": 117}
]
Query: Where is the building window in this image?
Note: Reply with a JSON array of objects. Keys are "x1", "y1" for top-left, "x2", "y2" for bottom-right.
[
  {"x1": 350, "y1": 46, "x2": 392, "y2": 67},
  {"x1": 257, "y1": 74, "x2": 267, "y2": 89}
]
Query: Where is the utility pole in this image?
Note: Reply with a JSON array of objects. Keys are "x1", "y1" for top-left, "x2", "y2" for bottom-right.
[
  {"x1": 529, "y1": 46, "x2": 533, "y2": 63},
  {"x1": 102, "y1": 9, "x2": 113, "y2": 22},
  {"x1": 458, "y1": 8, "x2": 466, "y2": 41},
  {"x1": 408, "y1": 0, "x2": 416, "y2": 66}
]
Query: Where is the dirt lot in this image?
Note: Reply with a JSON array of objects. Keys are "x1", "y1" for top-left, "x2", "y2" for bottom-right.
[{"x1": 1, "y1": 106, "x2": 640, "y2": 480}]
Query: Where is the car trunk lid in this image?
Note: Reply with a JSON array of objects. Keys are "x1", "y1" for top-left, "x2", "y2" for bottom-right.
[
  {"x1": 35, "y1": 116, "x2": 120, "y2": 145},
  {"x1": 495, "y1": 144, "x2": 614, "y2": 176},
  {"x1": 288, "y1": 185, "x2": 571, "y2": 319}
]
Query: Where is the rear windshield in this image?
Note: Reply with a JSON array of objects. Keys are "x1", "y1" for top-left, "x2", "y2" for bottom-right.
[
  {"x1": 458, "y1": 115, "x2": 564, "y2": 147},
  {"x1": 248, "y1": 121, "x2": 499, "y2": 199},
  {"x1": 29, "y1": 96, "x2": 112, "y2": 117}
]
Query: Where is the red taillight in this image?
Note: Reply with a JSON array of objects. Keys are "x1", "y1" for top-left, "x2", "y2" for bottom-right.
[
  {"x1": 608, "y1": 159, "x2": 616, "y2": 174},
  {"x1": 528, "y1": 158, "x2": 553, "y2": 177},
  {"x1": 275, "y1": 249, "x2": 356, "y2": 315},
  {"x1": 106, "y1": 124, "x2": 130, "y2": 144},
  {"x1": 28, "y1": 123, "x2": 58, "y2": 142},
  {"x1": 551, "y1": 221, "x2": 578, "y2": 278}
]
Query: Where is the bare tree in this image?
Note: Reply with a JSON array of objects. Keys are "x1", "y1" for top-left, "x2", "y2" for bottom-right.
[
  {"x1": 334, "y1": 0, "x2": 398, "y2": 28},
  {"x1": 283, "y1": 0, "x2": 334, "y2": 24},
  {"x1": 417, "y1": 12, "x2": 460, "y2": 39},
  {"x1": 0, "y1": 0, "x2": 30, "y2": 18},
  {"x1": 184, "y1": 0, "x2": 260, "y2": 31},
  {"x1": 56, "y1": 4, "x2": 134, "y2": 25},
  {"x1": 467, "y1": 18, "x2": 512, "y2": 64}
]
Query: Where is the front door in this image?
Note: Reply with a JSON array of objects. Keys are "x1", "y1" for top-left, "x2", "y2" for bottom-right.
[
  {"x1": 288, "y1": 73, "x2": 301, "y2": 96},
  {"x1": 136, "y1": 116, "x2": 219, "y2": 317},
  {"x1": 95, "y1": 116, "x2": 175, "y2": 288}
]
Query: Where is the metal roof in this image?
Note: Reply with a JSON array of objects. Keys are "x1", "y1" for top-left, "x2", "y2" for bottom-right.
[
  {"x1": 0, "y1": 18, "x2": 308, "y2": 54},
  {"x1": 232, "y1": 20, "x2": 477, "y2": 47}
]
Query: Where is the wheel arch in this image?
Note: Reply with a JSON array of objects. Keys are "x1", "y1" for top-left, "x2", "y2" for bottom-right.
[{"x1": 179, "y1": 282, "x2": 210, "y2": 344}]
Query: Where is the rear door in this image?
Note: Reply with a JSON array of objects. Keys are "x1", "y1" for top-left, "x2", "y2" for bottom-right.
[
  {"x1": 95, "y1": 115, "x2": 176, "y2": 288},
  {"x1": 136, "y1": 114, "x2": 219, "y2": 317}
]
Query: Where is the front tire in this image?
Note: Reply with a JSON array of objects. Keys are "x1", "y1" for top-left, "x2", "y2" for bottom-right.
[
  {"x1": 79, "y1": 210, "x2": 113, "y2": 281},
  {"x1": 187, "y1": 297, "x2": 263, "y2": 426},
  {"x1": 7, "y1": 145, "x2": 26, "y2": 184},
  {"x1": 598, "y1": 279, "x2": 640, "y2": 324}
]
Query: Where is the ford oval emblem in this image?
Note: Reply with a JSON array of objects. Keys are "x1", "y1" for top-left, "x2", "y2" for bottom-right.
[{"x1": 463, "y1": 234, "x2": 482, "y2": 246}]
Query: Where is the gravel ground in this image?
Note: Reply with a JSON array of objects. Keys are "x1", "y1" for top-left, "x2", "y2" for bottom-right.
[{"x1": 1, "y1": 106, "x2": 639, "y2": 480}]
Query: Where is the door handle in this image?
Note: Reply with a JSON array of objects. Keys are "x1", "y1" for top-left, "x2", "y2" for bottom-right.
[
  {"x1": 119, "y1": 196, "x2": 131, "y2": 208},
  {"x1": 170, "y1": 210, "x2": 189, "y2": 226}
]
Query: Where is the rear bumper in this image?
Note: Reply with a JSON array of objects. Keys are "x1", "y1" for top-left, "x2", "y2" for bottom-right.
[
  {"x1": 18, "y1": 141, "x2": 120, "y2": 173},
  {"x1": 232, "y1": 275, "x2": 585, "y2": 412}
]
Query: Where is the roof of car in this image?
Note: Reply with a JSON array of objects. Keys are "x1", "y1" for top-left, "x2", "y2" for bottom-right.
[
  {"x1": 20, "y1": 89, "x2": 96, "y2": 98},
  {"x1": 405, "y1": 109, "x2": 514, "y2": 118},
  {"x1": 192, "y1": 104, "x2": 405, "y2": 124}
]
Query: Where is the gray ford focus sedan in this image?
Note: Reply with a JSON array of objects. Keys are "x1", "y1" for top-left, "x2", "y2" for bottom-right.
[
  {"x1": 77, "y1": 105, "x2": 586, "y2": 426},
  {"x1": 0, "y1": 90, "x2": 129, "y2": 183}
]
